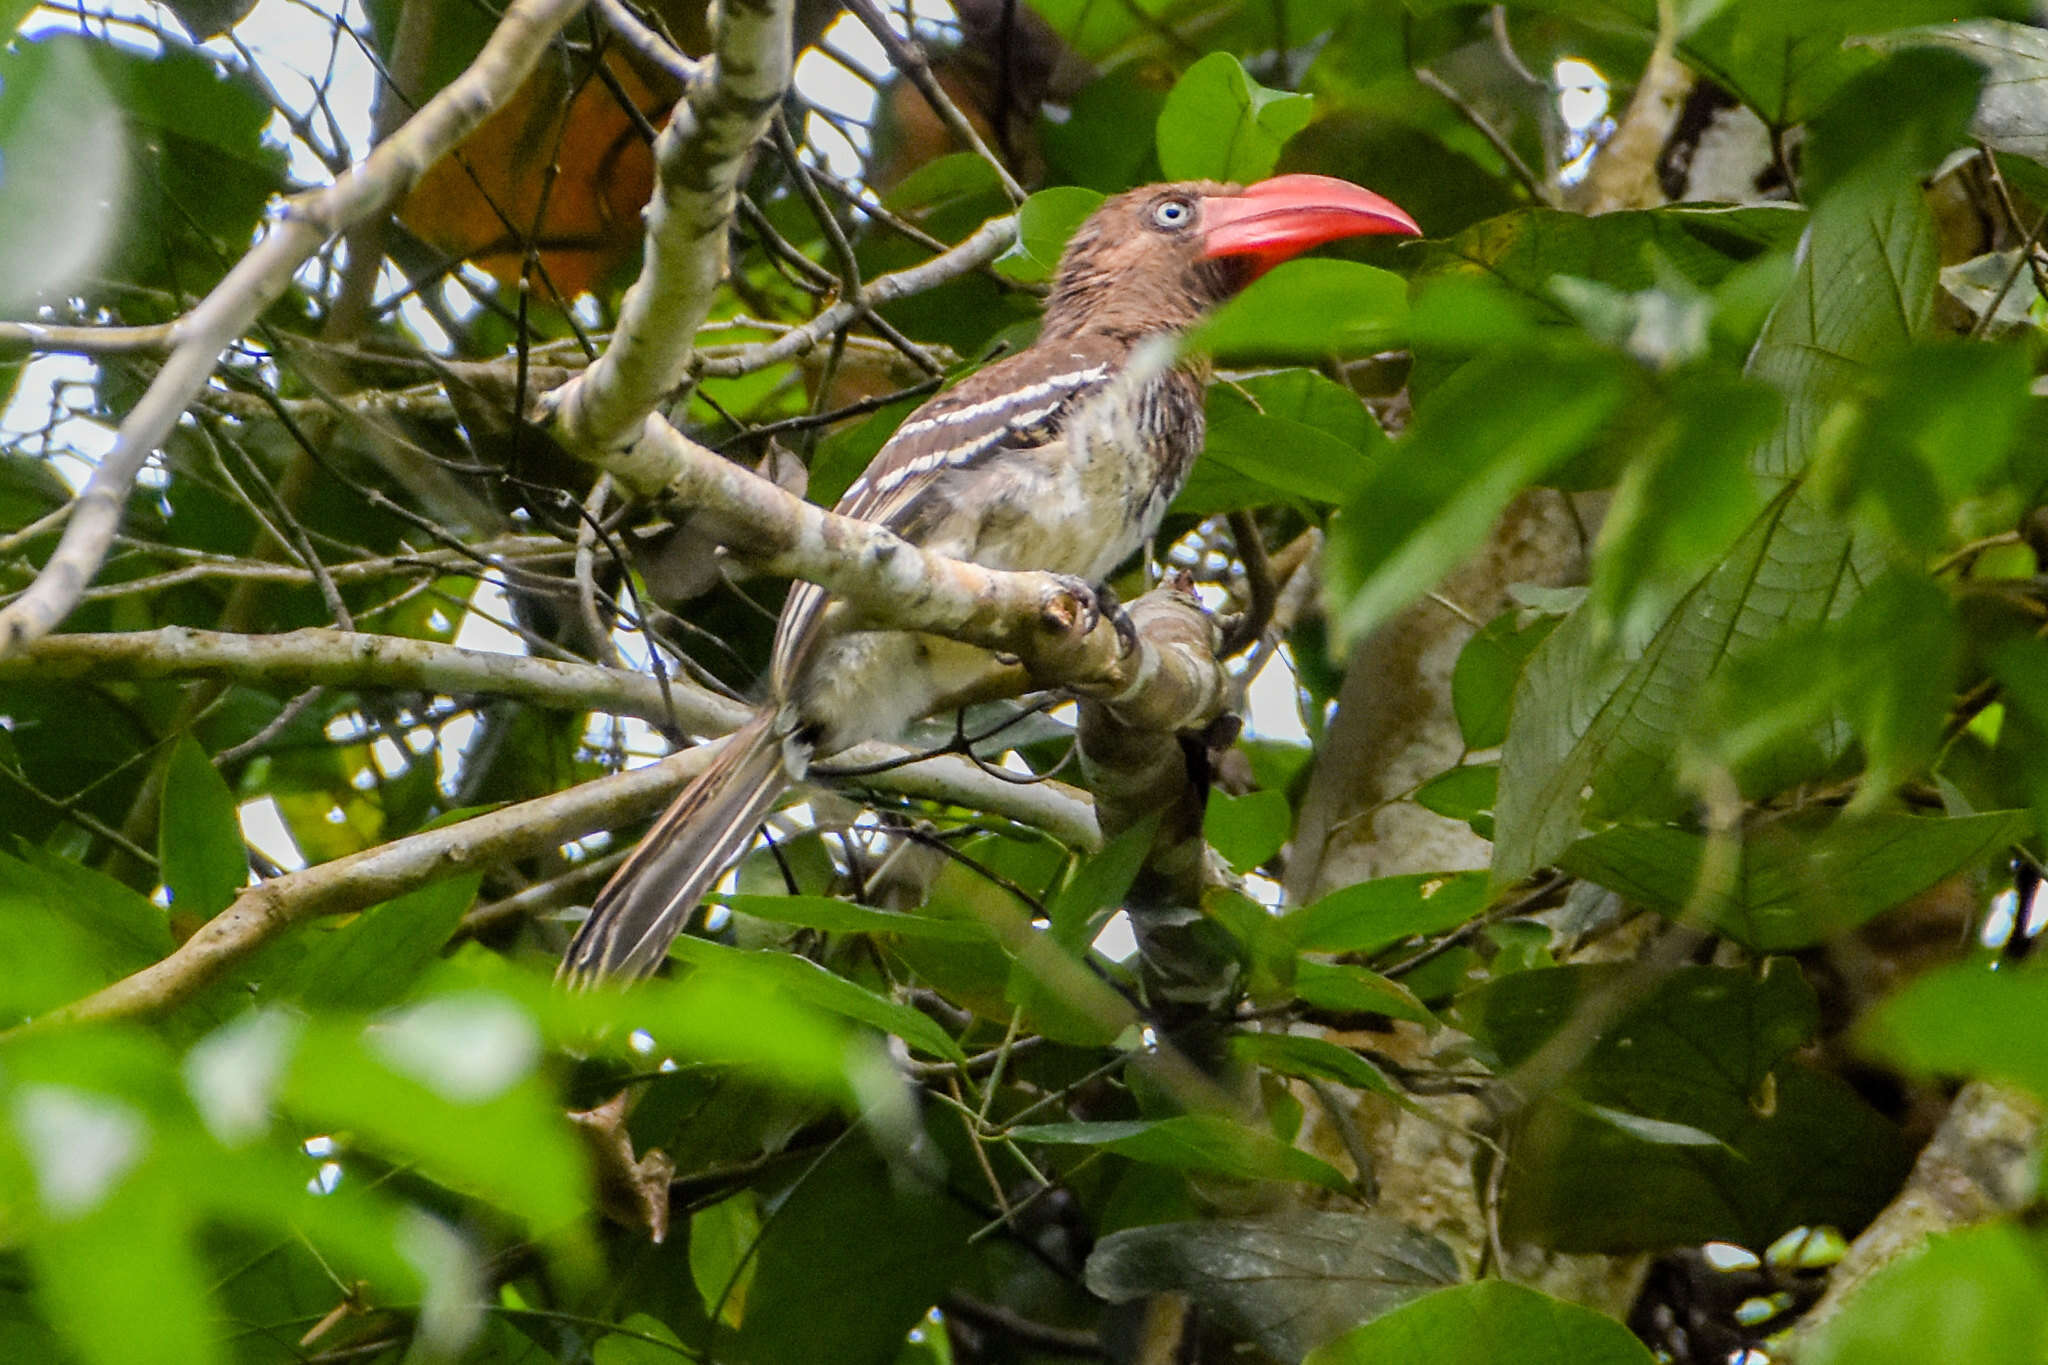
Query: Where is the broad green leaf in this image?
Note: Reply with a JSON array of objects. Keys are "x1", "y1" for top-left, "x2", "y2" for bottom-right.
[
  {"x1": 0, "y1": 34, "x2": 124, "y2": 310},
  {"x1": 1457, "y1": 963, "x2": 1908, "y2": 1251},
  {"x1": 1156, "y1": 52, "x2": 1312, "y2": 183},
  {"x1": 1588, "y1": 375, "x2": 1780, "y2": 639},
  {"x1": 1229, "y1": 1032, "x2": 1403, "y2": 1101},
  {"x1": 1048, "y1": 814, "x2": 1159, "y2": 945},
  {"x1": 1200, "y1": 383, "x2": 1373, "y2": 506},
  {"x1": 1190, "y1": 259, "x2": 1407, "y2": 360},
  {"x1": 1682, "y1": 0, "x2": 2003, "y2": 127},
  {"x1": 994, "y1": 185, "x2": 1104, "y2": 282},
  {"x1": 689, "y1": 1192, "x2": 760, "y2": 1326},
  {"x1": 1684, "y1": 570, "x2": 1963, "y2": 808},
  {"x1": 1800, "y1": 1225, "x2": 2048, "y2": 1365},
  {"x1": 42, "y1": 36, "x2": 286, "y2": 292},
  {"x1": 1285, "y1": 872, "x2": 1488, "y2": 955},
  {"x1": 1010, "y1": 1115, "x2": 1350, "y2": 1190},
  {"x1": 732, "y1": 1144, "x2": 974, "y2": 1365},
  {"x1": 285, "y1": 874, "x2": 482, "y2": 1012},
  {"x1": 1418, "y1": 204, "x2": 1808, "y2": 321},
  {"x1": 1307, "y1": 1279, "x2": 1655, "y2": 1365},
  {"x1": 159, "y1": 735, "x2": 246, "y2": 920},
  {"x1": 1412, "y1": 766, "x2": 1497, "y2": 839},
  {"x1": 667, "y1": 934, "x2": 965, "y2": 1064},
  {"x1": 1087, "y1": 1213, "x2": 1459, "y2": 1362},
  {"x1": 1453, "y1": 611, "x2": 1561, "y2": 751},
  {"x1": 1860, "y1": 963, "x2": 2048, "y2": 1100},
  {"x1": 1559, "y1": 809, "x2": 2024, "y2": 950},
  {"x1": 1206, "y1": 788, "x2": 1292, "y2": 873},
  {"x1": 1866, "y1": 19, "x2": 2048, "y2": 167},
  {"x1": 594, "y1": 1314, "x2": 695, "y2": 1365},
  {"x1": 726, "y1": 893, "x2": 993, "y2": 942},
  {"x1": 1292, "y1": 961, "x2": 1435, "y2": 1026},
  {"x1": 1494, "y1": 150, "x2": 1939, "y2": 885},
  {"x1": 284, "y1": 997, "x2": 589, "y2": 1246},
  {"x1": 1326, "y1": 350, "x2": 1627, "y2": 653},
  {"x1": 22, "y1": 1140, "x2": 220, "y2": 1365}
]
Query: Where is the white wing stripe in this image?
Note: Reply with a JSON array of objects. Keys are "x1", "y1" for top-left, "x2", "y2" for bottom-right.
[{"x1": 891, "y1": 364, "x2": 1108, "y2": 439}]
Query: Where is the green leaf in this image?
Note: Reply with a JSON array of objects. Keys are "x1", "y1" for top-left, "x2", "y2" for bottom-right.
[
  {"x1": 1198, "y1": 378, "x2": 1377, "y2": 507},
  {"x1": 1412, "y1": 766, "x2": 1497, "y2": 839},
  {"x1": 159, "y1": 734, "x2": 246, "y2": 920},
  {"x1": 1307, "y1": 1279, "x2": 1656, "y2": 1365},
  {"x1": 1860, "y1": 963, "x2": 2048, "y2": 1100},
  {"x1": 688, "y1": 1192, "x2": 760, "y2": 1326},
  {"x1": 1010, "y1": 1115, "x2": 1350, "y2": 1190},
  {"x1": 0, "y1": 34, "x2": 124, "y2": 310},
  {"x1": 283, "y1": 995, "x2": 591, "y2": 1250},
  {"x1": 666, "y1": 935, "x2": 965, "y2": 1064},
  {"x1": 1156, "y1": 51, "x2": 1313, "y2": 183},
  {"x1": 994, "y1": 185, "x2": 1104, "y2": 283},
  {"x1": 1292, "y1": 961, "x2": 1435, "y2": 1026},
  {"x1": 726, "y1": 893, "x2": 993, "y2": 942},
  {"x1": 1453, "y1": 612, "x2": 1560, "y2": 751},
  {"x1": 1493, "y1": 155, "x2": 1939, "y2": 886},
  {"x1": 1326, "y1": 351, "x2": 1627, "y2": 653},
  {"x1": 1047, "y1": 813, "x2": 1159, "y2": 947},
  {"x1": 1417, "y1": 204, "x2": 1808, "y2": 323},
  {"x1": 1456, "y1": 963, "x2": 1909, "y2": 1251},
  {"x1": 1800, "y1": 1224, "x2": 2048, "y2": 1365},
  {"x1": 1559, "y1": 809, "x2": 2024, "y2": 951},
  {"x1": 1087, "y1": 1213, "x2": 1459, "y2": 1362},
  {"x1": 1867, "y1": 19, "x2": 2048, "y2": 167},
  {"x1": 1229, "y1": 1032, "x2": 1403, "y2": 1101},
  {"x1": 732, "y1": 1144, "x2": 974, "y2": 1365},
  {"x1": 1189, "y1": 259, "x2": 1407, "y2": 360},
  {"x1": 285, "y1": 874, "x2": 482, "y2": 1012},
  {"x1": 1587, "y1": 375, "x2": 1780, "y2": 639},
  {"x1": 1206, "y1": 789, "x2": 1292, "y2": 873},
  {"x1": 1284, "y1": 872, "x2": 1488, "y2": 955}
]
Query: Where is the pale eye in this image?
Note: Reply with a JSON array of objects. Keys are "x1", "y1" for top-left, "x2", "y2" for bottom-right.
[{"x1": 1152, "y1": 199, "x2": 1193, "y2": 230}]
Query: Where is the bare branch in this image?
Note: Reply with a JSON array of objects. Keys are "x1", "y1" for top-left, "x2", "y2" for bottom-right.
[
  {"x1": 0, "y1": 626, "x2": 747, "y2": 737},
  {"x1": 843, "y1": 0, "x2": 1028, "y2": 203},
  {"x1": 0, "y1": 0, "x2": 594, "y2": 659},
  {"x1": 9, "y1": 729, "x2": 1094, "y2": 1032},
  {"x1": 593, "y1": 0, "x2": 706, "y2": 86},
  {"x1": 686, "y1": 214, "x2": 1017, "y2": 378},
  {"x1": 547, "y1": 0, "x2": 796, "y2": 451}
]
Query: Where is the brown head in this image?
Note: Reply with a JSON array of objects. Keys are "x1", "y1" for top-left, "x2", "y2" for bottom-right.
[{"x1": 1040, "y1": 174, "x2": 1421, "y2": 343}]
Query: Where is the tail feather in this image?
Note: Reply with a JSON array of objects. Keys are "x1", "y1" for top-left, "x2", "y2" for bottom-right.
[{"x1": 560, "y1": 712, "x2": 791, "y2": 986}]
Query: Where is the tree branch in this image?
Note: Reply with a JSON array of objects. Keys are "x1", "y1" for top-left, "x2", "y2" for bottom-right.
[
  {"x1": 10, "y1": 729, "x2": 1095, "y2": 1032},
  {"x1": 546, "y1": 0, "x2": 795, "y2": 451},
  {"x1": 0, "y1": 626, "x2": 747, "y2": 737},
  {"x1": 0, "y1": 0, "x2": 592, "y2": 659}
]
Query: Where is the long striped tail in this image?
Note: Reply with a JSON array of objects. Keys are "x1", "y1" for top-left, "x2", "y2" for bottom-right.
[{"x1": 559, "y1": 712, "x2": 791, "y2": 986}]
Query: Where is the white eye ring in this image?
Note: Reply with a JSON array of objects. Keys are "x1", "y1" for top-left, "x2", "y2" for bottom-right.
[{"x1": 1152, "y1": 199, "x2": 1193, "y2": 229}]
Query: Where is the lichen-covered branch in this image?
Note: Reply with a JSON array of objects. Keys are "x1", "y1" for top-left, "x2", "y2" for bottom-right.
[
  {"x1": 0, "y1": 626, "x2": 747, "y2": 736},
  {"x1": 10, "y1": 728, "x2": 1095, "y2": 1032},
  {"x1": 546, "y1": 0, "x2": 795, "y2": 451},
  {"x1": 0, "y1": 0, "x2": 592, "y2": 659}
]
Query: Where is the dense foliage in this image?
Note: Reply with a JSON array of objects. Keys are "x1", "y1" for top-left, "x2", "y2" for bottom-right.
[{"x1": 4, "y1": 0, "x2": 2048, "y2": 1362}]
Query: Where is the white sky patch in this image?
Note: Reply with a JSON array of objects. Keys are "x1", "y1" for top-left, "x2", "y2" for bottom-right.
[
  {"x1": 1555, "y1": 57, "x2": 1612, "y2": 187},
  {"x1": 239, "y1": 796, "x2": 307, "y2": 871},
  {"x1": 1091, "y1": 909, "x2": 1138, "y2": 962},
  {"x1": 1241, "y1": 644, "x2": 1309, "y2": 746},
  {"x1": 450, "y1": 578, "x2": 528, "y2": 657},
  {"x1": 1, "y1": 353, "x2": 116, "y2": 494}
]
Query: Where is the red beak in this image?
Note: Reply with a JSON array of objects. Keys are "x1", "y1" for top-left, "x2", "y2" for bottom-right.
[{"x1": 1199, "y1": 173, "x2": 1421, "y2": 277}]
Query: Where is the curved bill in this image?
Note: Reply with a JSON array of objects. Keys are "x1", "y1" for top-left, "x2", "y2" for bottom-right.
[{"x1": 1199, "y1": 173, "x2": 1421, "y2": 276}]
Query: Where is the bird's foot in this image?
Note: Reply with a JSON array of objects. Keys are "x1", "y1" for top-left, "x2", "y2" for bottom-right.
[{"x1": 1047, "y1": 576, "x2": 1138, "y2": 657}]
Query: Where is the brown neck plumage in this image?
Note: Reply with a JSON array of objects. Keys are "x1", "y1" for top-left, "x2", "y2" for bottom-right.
[{"x1": 1038, "y1": 227, "x2": 1251, "y2": 346}]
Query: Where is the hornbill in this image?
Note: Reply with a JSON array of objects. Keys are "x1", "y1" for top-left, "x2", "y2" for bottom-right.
[{"x1": 561, "y1": 174, "x2": 1420, "y2": 984}]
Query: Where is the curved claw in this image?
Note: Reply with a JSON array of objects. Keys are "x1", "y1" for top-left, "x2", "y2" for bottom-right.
[{"x1": 1044, "y1": 577, "x2": 1139, "y2": 658}]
